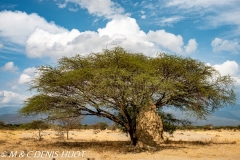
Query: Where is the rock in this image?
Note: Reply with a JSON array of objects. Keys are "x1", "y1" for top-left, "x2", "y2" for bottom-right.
[{"x1": 136, "y1": 102, "x2": 164, "y2": 148}]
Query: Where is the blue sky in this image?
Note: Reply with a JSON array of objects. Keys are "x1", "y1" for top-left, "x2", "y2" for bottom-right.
[{"x1": 0, "y1": 0, "x2": 240, "y2": 124}]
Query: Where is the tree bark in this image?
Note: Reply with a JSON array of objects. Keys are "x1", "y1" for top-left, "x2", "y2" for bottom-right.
[
  {"x1": 38, "y1": 129, "x2": 42, "y2": 141},
  {"x1": 66, "y1": 129, "x2": 69, "y2": 140},
  {"x1": 128, "y1": 128, "x2": 137, "y2": 146}
]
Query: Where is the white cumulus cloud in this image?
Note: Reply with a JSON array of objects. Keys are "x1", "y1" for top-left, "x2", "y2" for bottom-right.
[
  {"x1": 18, "y1": 67, "x2": 37, "y2": 84},
  {"x1": 25, "y1": 16, "x2": 197, "y2": 59},
  {"x1": 0, "y1": 62, "x2": 18, "y2": 72},
  {"x1": 98, "y1": 17, "x2": 140, "y2": 36},
  {"x1": 0, "y1": 90, "x2": 28, "y2": 106},
  {"x1": 211, "y1": 38, "x2": 240, "y2": 54},
  {"x1": 213, "y1": 60, "x2": 240, "y2": 88},
  {"x1": 18, "y1": 74, "x2": 32, "y2": 85},
  {"x1": 0, "y1": 10, "x2": 197, "y2": 59},
  {"x1": 213, "y1": 60, "x2": 238, "y2": 76},
  {"x1": 147, "y1": 30, "x2": 184, "y2": 54},
  {"x1": 184, "y1": 39, "x2": 198, "y2": 54},
  {"x1": 26, "y1": 28, "x2": 82, "y2": 58},
  {"x1": 0, "y1": 10, "x2": 67, "y2": 46}
]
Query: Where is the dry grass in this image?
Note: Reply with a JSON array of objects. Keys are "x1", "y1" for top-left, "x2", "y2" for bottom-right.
[
  {"x1": 164, "y1": 138, "x2": 237, "y2": 145},
  {"x1": 46, "y1": 141, "x2": 132, "y2": 152},
  {"x1": 0, "y1": 129, "x2": 240, "y2": 160}
]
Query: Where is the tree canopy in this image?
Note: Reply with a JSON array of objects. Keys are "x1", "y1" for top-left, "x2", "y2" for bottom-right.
[{"x1": 19, "y1": 47, "x2": 236, "y2": 146}]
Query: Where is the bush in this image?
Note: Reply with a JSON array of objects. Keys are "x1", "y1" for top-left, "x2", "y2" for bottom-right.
[
  {"x1": 158, "y1": 112, "x2": 191, "y2": 134},
  {"x1": 24, "y1": 120, "x2": 49, "y2": 141},
  {"x1": 79, "y1": 124, "x2": 89, "y2": 129},
  {"x1": 91, "y1": 122, "x2": 108, "y2": 130},
  {"x1": 108, "y1": 124, "x2": 117, "y2": 131},
  {"x1": 0, "y1": 121, "x2": 5, "y2": 126}
]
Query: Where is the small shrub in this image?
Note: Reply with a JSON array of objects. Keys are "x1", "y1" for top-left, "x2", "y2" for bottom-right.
[
  {"x1": 158, "y1": 112, "x2": 191, "y2": 134},
  {"x1": 0, "y1": 121, "x2": 5, "y2": 126},
  {"x1": 24, "y1": 120, "x2": 49, "y2": 141},
  {"x1": 237, "y1": 124, "x2": 240, "y2": 130},
  {"x1": 54, "y1": 126, "x2": 65, "y2": 140},
  {"x1": 80, "y1": 124, "x2": 90, "y2": 129},
  {"x1": 91, "y1": 122, "x2": 108, "y2": 130},
  {"x1": 108, "y1": 124, "x2": 117, "y2": 131}
]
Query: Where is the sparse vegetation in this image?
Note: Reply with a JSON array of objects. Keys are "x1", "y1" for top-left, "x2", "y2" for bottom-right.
[
  {"x1": 0, "y1": 122, "x2": 21, "y2": 130},
  {"x1": 55, "y1": 116, "x2": 83, "y2": 140},
  {"x1": 177, "y1": 125, "x2": 240, "y2": 131},
  {"x1": 1, "y1": 121, "x2": 240, "y2": 132},
  {"x1": 91, "y1": 122, "x2": 108, "y2": 130},
  {"x1": 23, "y1": 120, "x2": 49, "y2": 141},
  {"x1": 54, "y1": 126, "x2": 65, "y2": 140},
  {"x1": 158, "y1": 112, "x2": 191, "y2": 135},
  {"x1": 108, "y1": 123, "x2": 117, "y2": 131},
  {"x1": 0, "y1": 120, "x2": 5, "y2": 126},
  {"x1": 0, "y1": 128, "x2": 239, "y2": 158},
  {"x1": 0, "y1": 121, "x2": 240, "y2": 159}
]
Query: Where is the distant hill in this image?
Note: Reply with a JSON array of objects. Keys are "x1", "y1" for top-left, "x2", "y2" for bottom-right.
[
  {"x1": 217, "y1": 104, "x2": 240, "y2": 112},
  {"x1": 0, "y1": 114, "x2": 36, "y2": 124},
  {"x1": 81, "y1": 115, "x2": 112, "y2": 125},
  {"x1": 0, "y1": 105, "x2": 240, "y2": 126},
  {"x1": 0, "y1": 106, "x2": 112, "y2": 124},
  {"x1": 0, "y1": 113, "x2": 112, "y2": 125},
  {"x1": 0, "y1": 106, "x2": 111, "y2": 125},
  {"x1": 0, "y1": 107, "x2": 21, "y2": 115},
  {"x1": 213, "y1": 110, "x2": 240, "y2": 121},
  {"x1": 231, "y1": 110, "x2": 240, "y2": 119}
]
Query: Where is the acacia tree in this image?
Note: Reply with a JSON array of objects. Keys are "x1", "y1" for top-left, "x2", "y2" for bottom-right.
[
  {"x1": 38, "y1": 104, "x2": 83, "y2": 140},
  {"x1": 57, "y1": 116, "x2": 82, "y2": 140},
  {"x1": 19, "y1": 47, "x2": 236, "y2": 146},
  {"x1": 25, "y1": 120, "x2": 49, "y2": 141}
]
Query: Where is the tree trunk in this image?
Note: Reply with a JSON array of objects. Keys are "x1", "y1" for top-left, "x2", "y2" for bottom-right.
[
  {"x1": 135, "y1": 102, "x2": 164, "y2": 148},
  {"x1": 38, "y1": 129, "x2": 42, "y2": 141},
  {"x1": 66, "y1": 130, "x2": 69, "y2": 140},
  {"x1": 128, "y1": 128, "x2": 137, "y2": 146}
]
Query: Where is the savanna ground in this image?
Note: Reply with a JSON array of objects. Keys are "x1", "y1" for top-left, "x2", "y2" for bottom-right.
[{"x1": 0, "y1": 129, "x2": 240, "y2": 160}]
